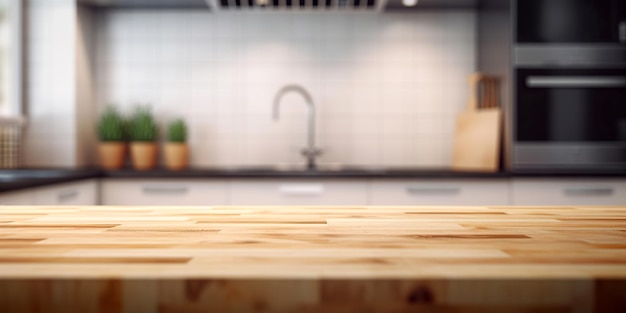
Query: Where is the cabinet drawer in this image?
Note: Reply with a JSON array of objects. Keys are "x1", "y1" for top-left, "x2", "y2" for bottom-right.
[
  {"x1": 101, "y1": 179, "x2": 228, "y2": 206},
  {"x1": 33, "y1": 180, "x2": 98, "y2": 206},
  {"x1": 511, "y1": 179, "x2": 626, "y2": 206},
  {"x1": 229, "y1": 180, "x2": 368, "y2": 206},
  {"x1": 370, "y1": 180, "x2": 509, "y2": 206},
  {"x1": 0, "y1": 190, "x2": 33, "y2": 205}
]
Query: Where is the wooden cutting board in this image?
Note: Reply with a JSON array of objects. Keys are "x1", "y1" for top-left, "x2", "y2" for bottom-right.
[{"x1": 452, "y1": 74, "x2": 502, "y2": 172}]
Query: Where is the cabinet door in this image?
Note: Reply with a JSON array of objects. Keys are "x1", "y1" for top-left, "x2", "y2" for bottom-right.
[
  {"x1": 101, "y1": 179, "x2": 228, "y2": 206},
  {"x1": 229, "y1": 180, "x2": 368, "y2": 206},
  {"x1": 511, "y1": 178, "x2": 626, "y2": 206},
  {"x1": 32, "y1": 180, "x2": 98, "y2": 206},
  {"x1": 370, "y1": 179, "x2": 510, "y2": 206},
  {"x1": 0, "y1": 190, "x2": 33, "y2": 205}
]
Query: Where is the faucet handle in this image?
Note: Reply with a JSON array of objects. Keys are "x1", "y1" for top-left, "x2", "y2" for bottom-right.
[
  {"x1": 301, "y1": 148, "x2": 322, "y2": 158},
  {"x1": 301, "y1": 148, "x2": 322, "y2": 171}
]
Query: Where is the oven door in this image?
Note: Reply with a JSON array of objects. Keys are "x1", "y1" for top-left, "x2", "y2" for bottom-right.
[
  {"x1": 514, "y1": 68, "x2": 626, "y2": 170},
  {"x1": 516, "y1": 0, "x2": 626, "y2": 44}
]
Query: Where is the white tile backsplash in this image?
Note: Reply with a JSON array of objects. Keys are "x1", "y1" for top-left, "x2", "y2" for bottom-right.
[{"x1": 95, "y1": 11, "x2": 476, "y2": 168}]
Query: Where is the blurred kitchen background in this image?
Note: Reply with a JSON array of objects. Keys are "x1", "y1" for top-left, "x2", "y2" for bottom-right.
[
  {"x1": 2, "y1": 0, "x2": 626, "y2": 207},
  {"x1": 22, "y1": 0, "x2": 477, "y2": 168}
]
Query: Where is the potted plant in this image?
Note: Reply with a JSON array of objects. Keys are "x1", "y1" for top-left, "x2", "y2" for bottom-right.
[
  {"x1": 128, "y1": 106, "x2": 158, "y2": 170},
  {"x1": 164, "y1": 119, "x2": 189, "y2": 170},
  {"x1": 97, "y1": 106, "x2": 127, "y2": 170}
]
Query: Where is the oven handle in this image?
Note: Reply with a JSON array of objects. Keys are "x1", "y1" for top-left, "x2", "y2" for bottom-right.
[{"x1": 527, "y1": 76, "x2": 626, "y2": 88}]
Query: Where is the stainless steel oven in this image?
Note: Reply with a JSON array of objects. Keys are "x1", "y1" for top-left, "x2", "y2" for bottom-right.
[
  {"x1": 514, "y1": 67, "x2": 626, "y2": 170},
  {"x1": 513, "y1": 0, "x2": 626, "y2": 171}
]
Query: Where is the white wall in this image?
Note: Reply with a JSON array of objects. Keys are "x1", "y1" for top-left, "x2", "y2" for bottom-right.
[
  {"x1": 25, "y1": 0, "x2": 77, "y2": 167},
  {"x1": 24, "y1": 0, "x2": 99, "y2": 168},
  {"x1": 95, "y1": 11, "x2": 476, "y2": 168},
  {"x1": 76, "y1": 5, "x2": 97, "y2": 166}
]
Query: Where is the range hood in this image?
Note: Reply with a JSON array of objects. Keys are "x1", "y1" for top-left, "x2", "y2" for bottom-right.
[
  {"x1": 212, "y1": 0, "x2": 380, "y2": 11},
  {"x1": 80, "y1": 0, "x2": 382, "y2": 11},
  {"x1": 79, "y1": 0, "x2": 478, "y2": 11},
  {"x1": 78, "y1": 0, "x2": 210, "y2": 9}
]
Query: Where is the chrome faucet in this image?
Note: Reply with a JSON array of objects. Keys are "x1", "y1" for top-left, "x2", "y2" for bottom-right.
[{"x1": 273, "y1": 85, "x2": 322, "y2": 170}]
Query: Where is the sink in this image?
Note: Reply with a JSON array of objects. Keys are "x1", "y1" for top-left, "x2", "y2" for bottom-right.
[
  {"x1": 314, "y1": 164, "x2": 388, "y2": 173},
  {"x1": 216, "y1": 165, "x2": 388, "y2": 173}
]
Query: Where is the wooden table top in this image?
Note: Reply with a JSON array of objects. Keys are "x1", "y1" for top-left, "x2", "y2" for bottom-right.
[{"x1": 0, "y1": 206, "x2": 625, "y2": 279}]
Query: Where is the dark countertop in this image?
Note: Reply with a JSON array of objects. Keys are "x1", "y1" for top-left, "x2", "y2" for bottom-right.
[
  {"x1": 101, "y1": 167, "x2": 511, "y2": 179},
  {"x1": 508, "y1": 169, "x2": 626, "y2": 178},
  {"x1": 0, "y1": 168, "x2": 102, "y2": 194},
  {"x1": 3, "y1": 166, "x2": 626, "y2": 194}
]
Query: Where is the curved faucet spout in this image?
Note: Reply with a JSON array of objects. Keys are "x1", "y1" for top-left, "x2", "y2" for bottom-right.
[
  {"x1": 272, "y1": 85, "x2": 321, "y2": 170},
  {"x1": 273, "y1": 85, "x2": 314, "y2": 120}
]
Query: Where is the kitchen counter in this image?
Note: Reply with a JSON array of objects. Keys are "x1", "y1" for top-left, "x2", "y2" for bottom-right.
[
  {"x1": 4, "y1": 167, "x2": 626, "y2": 195},
  {"x1": 0, "y1": 206, "x2": 624, "y2": 312},
  {"x1": 0, "y1": 168, "x2": 101, "y2": 193},
  {"x1": 103, "y1": 167, "x2": 626, "y2": 179},
  {"x1": 102, "y1": 167, "x2": 512, "y2": 179}
]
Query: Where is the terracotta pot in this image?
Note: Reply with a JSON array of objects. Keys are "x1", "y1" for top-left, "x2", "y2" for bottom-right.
[
  {"x1": 130, "y1": 142, "x2": 157, "y2": 171},
  {"x1": 98, "y1": 142, "x2": 126, "y2": 170},
  {"x1": 164, "y1": 142, "x2": 189, "y2": 171}
]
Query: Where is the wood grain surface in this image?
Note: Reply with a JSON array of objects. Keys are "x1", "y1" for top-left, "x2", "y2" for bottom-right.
[{"x1": 0, "y1": 205, "x2": 625, "y2": 313}]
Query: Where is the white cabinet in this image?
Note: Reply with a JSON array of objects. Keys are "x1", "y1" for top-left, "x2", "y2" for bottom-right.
[
  {"x1": 229, "y1": 179, "x2": 369, "y2": 206},
  {"x1": 32, "y1": 180, "x2": 98, "y2": 206},
  {"x1": 0, "y1": 180, "x2": 97, "y2": 206},
  {"x1": 0, "y1": 189, "x2": 33, "y2": 205},
  {"x1": 511, "y1": 178, "x2": 626, "y2": 206},
  {"x1": 370, "y1": 179, "x2": 510, "y2": 206},
  {"x1": 101, "y1": 179, "x2": 228, "y2": 206},
  {"x1": 7, "y1": 176, "x2": 625, "y2": 207}
]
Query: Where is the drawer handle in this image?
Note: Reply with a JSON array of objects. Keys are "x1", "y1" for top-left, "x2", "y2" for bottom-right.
[
  {"x1": 142, "y1": 186, "x2": 189, "y2": 195},
  {"x1": 58, "y1": 190, "x2": 78, "y2": 203},
  {"x1": 564, "y1": 188, "x2": 614, "y2": 197},
  {"x1": 406, "y1": 187, "x2": 460, "y2": 195},
  {"x1": 279, "y1": 185, "x2": 324, "y2": 197}
]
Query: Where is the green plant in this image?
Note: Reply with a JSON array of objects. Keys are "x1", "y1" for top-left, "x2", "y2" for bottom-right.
[
  {"x1": 97, "y1": 106, "x2": 126, "y2": 142},
  {"x1": 166, "y1": 119, "x2": 187, "y2": 143},
  {"x1": 128, "y1": 106, "x2": 158, "y2": 142}
]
